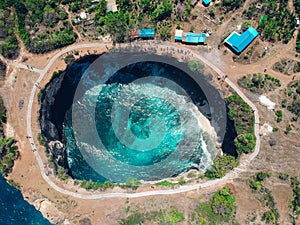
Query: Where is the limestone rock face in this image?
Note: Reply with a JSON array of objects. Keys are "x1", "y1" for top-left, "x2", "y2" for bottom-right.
[
  {"x1": 48, "y1": 141, "x2": 67, "y2": 168},
  {"x1": 38, "y1": 55, "x2": 99, "y2": 173}
]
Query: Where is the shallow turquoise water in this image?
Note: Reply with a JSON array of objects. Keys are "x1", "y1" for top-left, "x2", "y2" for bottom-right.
[
  {"x1": 0, "y1": 175, "x2": 53, "y2": 225},
  {"x1": 62, "y1": 60, "x2": 219, "y2": 183}
]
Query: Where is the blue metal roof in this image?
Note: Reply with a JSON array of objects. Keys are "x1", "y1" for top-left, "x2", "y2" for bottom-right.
[
  {"x1": 139, "y1": 28, "x2": 155, "y2": 38},
  {"x1": 185, "y1": 32, "x2": 206, "y2": 44},
  {"x1": 203, "y1": 0, "x2": 211, "y2": 5},
  {"x1": 224, "y1": 26, "x2": 259, "y2": 53},
  {"x1": 175, "y1": 36, "x2": 183, "y2": 41}
]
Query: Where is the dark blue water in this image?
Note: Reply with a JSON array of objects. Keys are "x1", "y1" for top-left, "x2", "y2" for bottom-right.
[{"x1": 0, "y1": 175, "x2": 53, "y2": 225}]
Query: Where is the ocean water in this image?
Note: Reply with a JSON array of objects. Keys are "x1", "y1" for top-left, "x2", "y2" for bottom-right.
[
  {"x1": 63, "y1": 60, "x2": 219, "y2": 183},
  {"x1": 0, "y1": 175, "x2": 53, "y2": 225}
]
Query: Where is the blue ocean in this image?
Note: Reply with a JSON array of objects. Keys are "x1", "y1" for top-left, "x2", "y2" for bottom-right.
[{"x1": 0, "y1": 175, "x2": 53, "y2": 225}]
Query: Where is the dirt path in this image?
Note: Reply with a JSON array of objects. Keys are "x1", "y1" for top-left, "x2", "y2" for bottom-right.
[{"x1": 61, "y1": 5, "x2": 82, "y2": 41}]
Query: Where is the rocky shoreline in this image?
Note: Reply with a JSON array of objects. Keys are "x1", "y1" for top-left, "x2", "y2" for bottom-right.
[{"x1": 38, "y1": 55, "x2": 99, "y2": 174}]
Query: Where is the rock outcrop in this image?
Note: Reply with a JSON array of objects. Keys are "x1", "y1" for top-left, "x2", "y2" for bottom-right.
[{"x1": 38, "y1": 55, "x2": 99, "y2": 173}]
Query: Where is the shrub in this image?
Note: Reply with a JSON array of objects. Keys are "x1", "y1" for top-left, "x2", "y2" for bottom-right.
[
  {"x1": 211, "y1": 187, "x2": 236, "y2": 215},
  {"x1": 155, "y1": 180, "x2": 176, "y2": 187},
  {"x1": 205, "y1": 155, "x2": 238, "y2": 179},
  {"x1": 56, "y1": 166, "x2": 68, "y2": 181},
  {"x1": 37, "y1": 133, "x2": 45, "y2": 146},
  {"x1": 234, "y1": 133, "x2": 256, "y2": 154},
  {"x1": 256, "y1": 172, "x2": 270, "y2": 182},
  {"x1": 262, "y1": 211, "x2": 276, "y2": 224},
  {"x1": 275, "y1": 110, "x2": 283, "y2": 122}
]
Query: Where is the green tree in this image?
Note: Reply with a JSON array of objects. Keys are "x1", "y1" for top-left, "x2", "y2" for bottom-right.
[
  {"x1": 262, "y1": 211, "x2": 276, "y2": 224},
  {"x1": 212, "y1": 187, "x2": 236, "y2": 215},
  {"x1": 234, "y1": 133, "x2": 256, "y2": 154},
  {"x1": 205, "y1": 155, "x2": 238, "y2": 179}
]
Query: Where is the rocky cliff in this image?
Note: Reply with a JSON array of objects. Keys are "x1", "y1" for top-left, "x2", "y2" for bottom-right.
[{"x1": 38, "y1": 55, "x2": 99, "y2": 174}]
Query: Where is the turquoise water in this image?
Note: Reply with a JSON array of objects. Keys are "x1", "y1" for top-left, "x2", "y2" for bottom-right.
[
  {"x1": 0, "y1": 175, "x2": 53, "y2": 225},
  {"x1": 65, "y1": 82, "x2": 218, "y2": 183},
  {"x1": 59, "y1": 60, "x2": 220, "y2": 183}
]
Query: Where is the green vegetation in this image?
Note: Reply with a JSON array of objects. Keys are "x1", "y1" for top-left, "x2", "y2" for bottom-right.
[
  {"x1": 228, "y1": 94, "x2": 254, "y2": 135},
  {"x1": 37, "y1": 133, "x2": 45, "y2": 146},
  {"x1": 262, "y1": 211, "x2": 277, "y2": 224},
  {"x1": 0, "y1": 7, "x2": 20, "y2": 59},
  {"x1": 56, "y1": 166, "x2": 69, "y2": 181},
  {"x1": 122, "y1": 177, "x2": 141, "y2": 190},
  {"x1": 278, "y1": 173, "x2": 289, "y2": 181},
  {"x1": 256, "y1": 172, "x2": 271, "y2": 182},
  {"x1": 0, "y1": 61, "x2": 6, "y2": 80},
  {"x1": 205, "y1": 155, "x2": 238, "y2": 179},
  {"x1": 221, "y1": 0, "x2": 245, "y2": 13},
  {"x1": 296, "y1": 0, "x2": 300, "y2": 52},
  {"x1": 257, "y1": 1, "x2": 296, "y2": 43},
  {"x1": 297, "y1": 31, "x2": 300, "y2": 53},
  {"x1": 0, "y1": 96, "x2": 19, "y2": 176},
  {"x1": 272, "y1": 59, "x2": 300, "y2": 75},
  {"x1": 105, "y1": 187, "x2": 238, "y2": 224},
  {"x1": 155, "y1": 178, "x2": 186, "y2": 187},
  {"x1": 178, "y1": 178, "x2": 186, "y2": 185},
  {"x1": 0, "y1": 97, "x2": 6, "y2": 123},
  {"x1": 0, "y1": 36, "x2": 19, "y2": 59},
  {"x1": 194, "y1": 187, "x2": 237, "y2": 225},
  {"x1": 50, "y1": 70, "x2": 63, "y2": 81},
  {"x1": 234, "y1": 133, "x2": 256, "y2": 155},
  {"x1": 155, "y1": 180, "x2": 176, "y2": 188},
  {"x1": 275, "y1": 110, "x2": 283, "y2": 122},
  {"x1": 285, "y1": 125, "x2": 292, "y2": 134},
  {"x1": 80, "y1": 180, "x2": 114, "y2": 190},
  {"x1": 290, "y1": 177, "x2": 300, "y2": 222},
  {"x1": 283, "y1": 81, "x2": 300, "y2": 121},
  {"x1": 94, "y1": 0, "x2": 195, "y2": 42},
  {"x1": 78, "y1": 177, "x2": 140, "y2": 191},
  {"x1": 163, "y1": 208, "x2": 184, "y2": 225},
  {"x1": 29, "y1": 25, "x2": 77, "y2": 53},
  {"x1": 206, "y1": 93, "x2": 256, "y2": 179},
  {"x1": 227, "y1": 94, "x2": 255, "y2": 154},
  {"x1": 64, "y1": 54, "x2": 75, "y2": 64},
  {"x1": 119, "y1": 208, "x2": 184, "y2": 225},
  {"x1": 187, "y1": 171, "x2": 196, "y2": 178},
  {"x1": 238, "y1": 73, "x2": 281, "y2": 94},
  {"x1": 0, "y1": 0, "x2": 77, "y2": 54},
  {"x1": 0, "y1": 138, "x2": 19, "y2": 176},
  {"x1": 249, "y1": 172, "x2": 280, "y2": 224},
  {"x1": 282, "y1": 99, "x2": 287, "y2": 108},
  {"x1": 188, "y1": 61, "x2": 204, "y2": 72},
  {"x1": 119, "y1": 211, "x2": 146, "y2": 225}
]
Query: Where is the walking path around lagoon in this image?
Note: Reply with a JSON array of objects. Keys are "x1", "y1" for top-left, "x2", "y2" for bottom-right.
[{"x1": 3, "y1": 41, "x2": 260, "y2": 199}]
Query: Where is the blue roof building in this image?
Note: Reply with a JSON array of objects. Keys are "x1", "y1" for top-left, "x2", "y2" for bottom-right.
[
  {"x1": 224, "y1": 26, "x2": 259, "y2": 54},
  {"x1": 175, "y1": 29, "x2": 183, "y2": 41},
  {"x1": 175, "y1": 30, "x2": 206, "y2": 44},
  {"x1": 139, "y1": 28, "x2": 155, "y2": 38},
  {"x1": 184, "y1": 32, "x2": 206, "y2": 44},
  {"x1": 203, "y1": 0, "x2": 211, "y2": 6}
]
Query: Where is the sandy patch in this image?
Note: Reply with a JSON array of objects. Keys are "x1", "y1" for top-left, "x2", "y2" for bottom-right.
[
  {"x1": 260, "y1": 123, "x2": 273, "y2": 136},
  {"x1": 259, "y1": 95, "x2": 276, "y2": 110}
]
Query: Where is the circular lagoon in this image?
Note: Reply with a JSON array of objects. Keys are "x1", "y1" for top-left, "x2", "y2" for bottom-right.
[{"x1": 40, "y1": 51, "x2": 230, "y2": 183}]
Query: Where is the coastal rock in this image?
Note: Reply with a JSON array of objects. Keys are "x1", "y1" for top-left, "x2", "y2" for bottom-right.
[
  {"x1": 36, "y1": 199, "x2": 65, "y2": 225},
  {"x1": 48, "y1": 141, "x2": 67, "y2": 168},
  {"x1": 39, "y1": 55, "x2": 99, "y2": 175}
]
